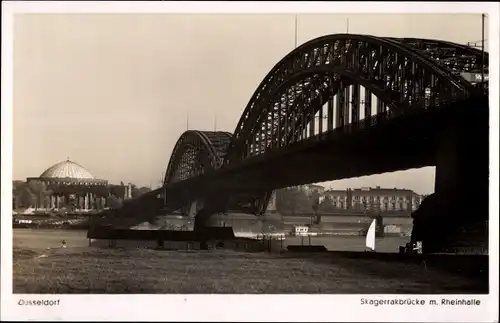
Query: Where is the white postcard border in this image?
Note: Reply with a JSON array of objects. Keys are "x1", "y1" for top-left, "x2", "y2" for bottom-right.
[{"x1": 1, "y1": 2, "x2": 498, "y2": 322}]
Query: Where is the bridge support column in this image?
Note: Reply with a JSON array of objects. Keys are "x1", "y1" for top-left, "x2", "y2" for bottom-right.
[
  {"x1": 416, "y1": 103, "x2": 489, "y2": 253},
  {"x1": 194, "y1": 208, "x2": 211, "y2": 231},
  {"x1": 193, "y1": 207, "x2": 213, "y2": 250}
]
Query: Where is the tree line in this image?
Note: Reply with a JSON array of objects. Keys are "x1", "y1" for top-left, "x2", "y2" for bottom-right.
[
  {"x1": 12, "y1": 180, "x2": 152, "y2": 211},
  {"x1": 275, "y1": 187, "x2": 322, "y2": 215}
]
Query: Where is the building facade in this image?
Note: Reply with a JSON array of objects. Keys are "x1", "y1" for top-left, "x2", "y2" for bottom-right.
[
  {"x1": 322, "y1": 186, "x2": 426, "y2": 213},
  {"x1": 25, "y1": 159, "x2": 109, "y2": 211}
]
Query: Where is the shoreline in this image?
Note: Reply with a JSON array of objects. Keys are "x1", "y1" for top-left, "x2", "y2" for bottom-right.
[{"x1": 12, "y1": 225, "x2": 408, "y2": 237}]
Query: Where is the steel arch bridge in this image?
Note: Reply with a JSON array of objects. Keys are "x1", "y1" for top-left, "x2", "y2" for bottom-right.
[{"x1": 139, "y1": 34, "x2": 488, "y2": 224}]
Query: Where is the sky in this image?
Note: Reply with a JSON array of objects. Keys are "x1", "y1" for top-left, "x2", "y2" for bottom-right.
[{"x1": 12, "y1": 13, "x2": 489, "y2": 194}]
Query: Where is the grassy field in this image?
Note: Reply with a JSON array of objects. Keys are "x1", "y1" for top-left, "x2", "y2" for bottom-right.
[{"x1": 13, "y1": 229, "x2": 487, "y2": 294}]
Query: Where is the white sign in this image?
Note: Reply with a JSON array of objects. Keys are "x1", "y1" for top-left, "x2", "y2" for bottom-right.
[
  {"x1": 461, "y1": 72, "x2": 489, "y2": 83},
  {"x1": 474, "y1": 74, "x2": 489, "y2": 82}
]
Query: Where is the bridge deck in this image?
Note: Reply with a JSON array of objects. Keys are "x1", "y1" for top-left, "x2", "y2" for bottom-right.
[{"x1": 159, "y1": 96, "x2": 487, "y2": 210}]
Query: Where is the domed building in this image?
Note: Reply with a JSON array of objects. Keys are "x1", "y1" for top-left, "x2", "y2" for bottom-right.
[{"x1": 26, "y1": 159, "x2": 109, "y2": 211}]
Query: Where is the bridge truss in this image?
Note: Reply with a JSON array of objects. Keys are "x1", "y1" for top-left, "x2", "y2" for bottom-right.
[{"x1": 160, "y1": 34, "x2": 488, "y2": 217}]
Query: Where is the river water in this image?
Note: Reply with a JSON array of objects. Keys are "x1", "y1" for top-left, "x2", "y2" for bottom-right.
[{"x1": 14, "y1": 228, "x2": 409, "y2": 253}]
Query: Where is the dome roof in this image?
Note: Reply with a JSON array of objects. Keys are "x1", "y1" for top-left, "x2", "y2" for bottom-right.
[{"x1": 39, "y1": 159, "x2": 95, "y2": 179}]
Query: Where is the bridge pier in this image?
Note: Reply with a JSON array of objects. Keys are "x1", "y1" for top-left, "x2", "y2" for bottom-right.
[
  {"x1": 193, "y1": 208, "x2": 212, "y2": 250},
  {"x1": 413, "y1": 101, "x2": 489, "y2": 253},
  {"x1": 193, "y1": 210, "x2": 210, "y2": 232}
]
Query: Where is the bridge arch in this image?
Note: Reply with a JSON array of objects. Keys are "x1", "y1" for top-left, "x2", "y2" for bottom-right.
[
  {"x1": 224, "y1": 34, "x2": 487, "y2": 165},
  {"x1": 164, "y1": 130, "x2": 233, "y2": 185}
]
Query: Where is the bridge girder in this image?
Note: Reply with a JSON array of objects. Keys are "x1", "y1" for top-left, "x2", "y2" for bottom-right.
[{"x1": 225, "y1": 34, "x2": 487, "y2": 165}]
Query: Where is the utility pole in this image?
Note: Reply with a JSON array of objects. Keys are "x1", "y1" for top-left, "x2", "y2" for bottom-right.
[
  {"x1": 346, "y1": 18, "x2": 349, "y2": 34},
  {"x1": 213, "y1": 113, "x2": 217, "y2": 132},
  {"x1": 186, "y1": 112, "x2": 189, "y2": 130},
  {"x1": 465, "y1": 14, "x2": 487, "y2": 88},
  {"x1": 481, "y1": 13, "x2": 485, "y2": 90},
  {"x1": 294, "y1": 15, "x2": 298, "y2": 49}
]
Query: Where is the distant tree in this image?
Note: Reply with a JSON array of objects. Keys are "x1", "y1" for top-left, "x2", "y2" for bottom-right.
[
  {"x1": 131, "y1": 186, "x2": 152, "y2": 198},
  {"x1": 94, "y1": 185, "x2": 110, "y2": 198},
  {"x1": 13, "y1": 181, "x2": 36, "y2": 209},
  {"x1": 106, "y1": 195, "x2": 122, "y2": 209},
  {"x1": 110, "y1": 184, "x2": 126, "y2": 199},
  {"x1": 275, "y1": 187, "x2": 310, "y2": 215},
  {"x1": 310, "y1": 190, "x2": 321, "y2": 211},
  {"x1": 275, "y1": 188, "x2": 290, "y2": 213},
  {"x1": 13, "y1": 181, "x2": 26, "y2": 209},
  {"x1": 27, "y1": 180, "x2": 48, "y2": 210},
  {"x1": 13, "y1": 180, "x2": 26, "y2": 192},
  {"x1": 318, "y1": 195, "x2": 333, "y2": 211},
  {"x1": 310, "y1": 190, "x2": 321, "y2": 224}
]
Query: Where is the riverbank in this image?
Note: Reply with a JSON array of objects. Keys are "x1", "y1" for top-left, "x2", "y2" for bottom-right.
[
  {"x1": 13, "y1": 217, "x2": 90, "y2": 230},
  {"x1": 13, "y1": 244, "x2": 487, "y2": 294},
  {"x1": 14, "y1": 227, "x2": 409, "y2": 253},
  {"x1": 13, "y1": 212, "x2": 411, "y2": 237}
]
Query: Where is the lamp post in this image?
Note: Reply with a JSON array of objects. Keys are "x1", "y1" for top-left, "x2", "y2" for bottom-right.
[{"x1": 467, "y1": 14, "x2": 487, "y2": 88}]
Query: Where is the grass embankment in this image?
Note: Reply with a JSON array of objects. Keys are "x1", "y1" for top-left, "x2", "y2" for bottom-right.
[{"x1": 13, "y1": 245, "x2": 487, "y2": 294}]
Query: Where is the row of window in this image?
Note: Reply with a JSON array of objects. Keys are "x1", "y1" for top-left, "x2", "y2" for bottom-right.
[
  {"x1": 332, "y1": 202, "x2": 418, "y2": 210},
  {"x1": 329, "y1": 195, "x2": 423, "y2": 202},
  {"x1": 353, "y1": 195, "x2": 414, "y2": 201},
  {"x1": 37, "y1": 180, "x2": 108, "y2": 186}
]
